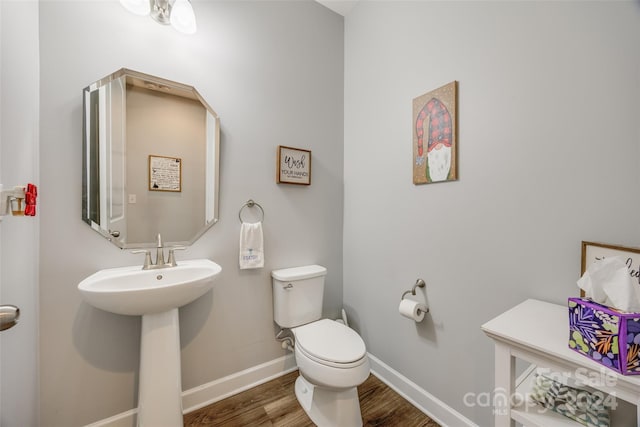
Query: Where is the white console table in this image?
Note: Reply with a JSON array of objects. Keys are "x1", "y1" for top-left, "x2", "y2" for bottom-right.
[{"x1": 482, "y1": 299, "x2": 640, "y2": 427}]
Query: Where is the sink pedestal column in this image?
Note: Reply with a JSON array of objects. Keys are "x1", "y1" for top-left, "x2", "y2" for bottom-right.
[{"x1": 138, "y1": 308, "x2": 183, "y2": 427}]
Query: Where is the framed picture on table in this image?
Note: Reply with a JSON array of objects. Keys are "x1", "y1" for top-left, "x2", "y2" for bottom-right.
[{"x1": 580, "y1": 241, "x2": 640, "y2": 296}]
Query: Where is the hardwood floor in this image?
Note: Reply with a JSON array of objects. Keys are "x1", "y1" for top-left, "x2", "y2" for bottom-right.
[{"x1": 184, "y1": 370, "x2": 440, "y2": 426}]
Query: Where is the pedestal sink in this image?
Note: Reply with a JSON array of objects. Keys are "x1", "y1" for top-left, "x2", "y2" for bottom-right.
[{"x1": 78, "y1": 259, "x2": 222, "y2": 427}]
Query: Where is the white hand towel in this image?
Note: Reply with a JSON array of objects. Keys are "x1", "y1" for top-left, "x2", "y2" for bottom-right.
[{"x1": 239, "y1": 222, "x2": 264, "y2": 269}]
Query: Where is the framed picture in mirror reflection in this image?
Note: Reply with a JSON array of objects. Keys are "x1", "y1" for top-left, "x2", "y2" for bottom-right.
[{"x1": 149, "y1": 155, "x2": 182, "y2": 192}]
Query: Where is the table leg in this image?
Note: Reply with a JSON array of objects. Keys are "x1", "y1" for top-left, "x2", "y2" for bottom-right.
[{"x1": 494, "y1": 341, "x2": 515, "y2": 427}]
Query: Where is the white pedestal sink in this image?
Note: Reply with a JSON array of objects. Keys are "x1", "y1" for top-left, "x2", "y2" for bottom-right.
[{"x1": 78, "y1": 259, "x2": 222, "y2": 427}]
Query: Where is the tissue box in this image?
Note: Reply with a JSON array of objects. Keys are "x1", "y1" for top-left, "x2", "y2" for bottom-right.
[{"x1": 568, "y1": 298, "x2": 640, "y2": 375}]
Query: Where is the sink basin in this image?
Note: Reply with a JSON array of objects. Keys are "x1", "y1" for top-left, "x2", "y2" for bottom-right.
[
  {"x1": 78, "y1": 258, "x2": 221, "y2": 315},
  {"x1": 78, "y1": 258, "x2": 222, "y2": 426}
]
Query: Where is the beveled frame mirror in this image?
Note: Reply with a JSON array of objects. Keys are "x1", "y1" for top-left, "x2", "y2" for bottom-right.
[{"x1": 82, "y1": 68, "x2": 220, "y2": 249}]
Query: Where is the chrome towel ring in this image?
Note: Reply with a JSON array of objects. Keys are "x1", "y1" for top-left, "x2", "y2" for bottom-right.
[{"x1": 238, "y1": 199, "x2": 264, "y2": 223}]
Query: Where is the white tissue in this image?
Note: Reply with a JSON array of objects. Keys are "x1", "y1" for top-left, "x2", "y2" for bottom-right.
[
  {"x1": 577, "y1": 256, "x2": 640, "y2": 312},
  {"x1": 398, "y1": 299, "x2": 428, "y2": 322}
]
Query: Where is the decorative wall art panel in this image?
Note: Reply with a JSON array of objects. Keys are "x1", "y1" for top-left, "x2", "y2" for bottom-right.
[{"x1": 413, "y1": 81, "x2": 458, "y2": 184}]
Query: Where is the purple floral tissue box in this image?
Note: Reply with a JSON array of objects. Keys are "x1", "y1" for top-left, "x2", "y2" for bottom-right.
[{"x1": 568, "y1": 297, "x2": 640, "y2": 375}]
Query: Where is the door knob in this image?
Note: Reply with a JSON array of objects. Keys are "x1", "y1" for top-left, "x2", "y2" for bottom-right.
[{"x1": 0, "y1": 305, "x2": 20, "y2": 331}]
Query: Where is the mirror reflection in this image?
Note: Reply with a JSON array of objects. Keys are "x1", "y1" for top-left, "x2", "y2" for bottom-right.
[{"x1": 82, "y1": 68, "x2": 220, "y2": 249}]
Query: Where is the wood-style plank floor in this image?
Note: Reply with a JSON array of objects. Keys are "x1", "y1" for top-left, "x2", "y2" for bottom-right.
[{"x1": 184, "y1": 370, "x2": 440, "y2": 426}]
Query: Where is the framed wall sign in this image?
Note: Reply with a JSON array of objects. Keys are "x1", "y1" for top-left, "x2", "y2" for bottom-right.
[
  {"x1": 580, "y1": 241, "x2": 640, "y2": 296},
  {"x1": 149, "y1": 155, "x2": 182, "y2": 192},
  {"x1": 277, "y1": 145, "x2": 311, "y2": 185}
]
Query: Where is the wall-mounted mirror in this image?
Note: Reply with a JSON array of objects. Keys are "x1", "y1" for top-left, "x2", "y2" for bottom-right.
[{"x1": 82, "y1": 68, "x2": 220, "y2": 249}]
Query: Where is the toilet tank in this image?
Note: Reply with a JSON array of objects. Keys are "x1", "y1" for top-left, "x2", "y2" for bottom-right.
[{"x1": 272, "y1": 265, "x2": 327, "y2": 328}]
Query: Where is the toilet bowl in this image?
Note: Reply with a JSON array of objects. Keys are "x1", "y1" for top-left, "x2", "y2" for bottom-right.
[
  {"x1": 293, "y1": 319, "x2": 369, "y2": 388},
  {"x1": 271, "y1": 265, "x2": 370, "y2": 426},
  {"x1": 292, "y1": 319, "x2": 370, "y2": 426}
]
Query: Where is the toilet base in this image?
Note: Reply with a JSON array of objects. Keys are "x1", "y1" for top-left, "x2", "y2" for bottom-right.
[{"x1": 294, "y1": 375, "x2": 363, "y2": 427}]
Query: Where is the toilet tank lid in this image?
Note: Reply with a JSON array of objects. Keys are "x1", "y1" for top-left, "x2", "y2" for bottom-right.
[{"x1": 271, "y1": 265, "x2": 327, "y2": 281}]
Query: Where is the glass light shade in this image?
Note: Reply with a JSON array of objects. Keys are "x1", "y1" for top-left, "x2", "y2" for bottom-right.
[
  {"x1": 170, "y1": 0, "x2": 197, "y2": 34},
  {"x1": 120, "y1": 0, "x2": 151, "y2": 16}
]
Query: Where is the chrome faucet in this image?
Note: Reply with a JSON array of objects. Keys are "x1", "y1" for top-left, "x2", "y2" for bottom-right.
[
  {"x1": 132, "y1": 233, "x2": 185, "y2": 270},
  {"x1": 156, "y1": 233, "x2": 165, "y2": 266}
]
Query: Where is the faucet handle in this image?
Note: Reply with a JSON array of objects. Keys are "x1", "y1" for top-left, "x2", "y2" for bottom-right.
[
  {"x1": 167, "y1": 247, "x2": 186, "y2": 267},
  {"x1": 131, "y1": 249, "x2": 152, "y2": 269},
  {"x1": 156, "y1": 233, "x2": 163, "y2": 248}
]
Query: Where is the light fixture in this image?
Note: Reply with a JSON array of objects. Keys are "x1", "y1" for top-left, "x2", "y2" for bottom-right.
[
  {"x1": 169, "y1": 0, "x2": 197, "y2": 34},
  {"x1": 120, "y1": 0, "x2": 197, "y2": 35}
]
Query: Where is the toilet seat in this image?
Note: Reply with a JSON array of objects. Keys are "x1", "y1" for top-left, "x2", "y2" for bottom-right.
[{"x1": 293, "y1": 319, "x2": 367, "y2": 368}]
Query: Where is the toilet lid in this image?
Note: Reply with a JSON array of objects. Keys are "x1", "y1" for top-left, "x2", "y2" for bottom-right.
[{"x1": 294, "y1": 319, "x2": 366, "y2": 364}]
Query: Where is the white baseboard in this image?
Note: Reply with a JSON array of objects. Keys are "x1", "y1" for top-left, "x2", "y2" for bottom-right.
[
  {"x1": 84, "y1": 354, "x2": 297, "y2": 427},
  {"x1": 368, "y1": 353, "x2": 478, "y2": 427},
  {"x1": 84, "y1": 409, "x2": 137, "y2": 427},
  {"x1": 87, "y1": 352, "x2": 476, "y2": 427},
  {"x1": 182, "y1": 354, "x2": 297, "y2": 413}
]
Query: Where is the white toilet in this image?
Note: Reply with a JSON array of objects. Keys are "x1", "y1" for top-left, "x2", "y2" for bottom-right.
[{"x1": 272, "y1": 265, "x2": 370, "y2": 427}]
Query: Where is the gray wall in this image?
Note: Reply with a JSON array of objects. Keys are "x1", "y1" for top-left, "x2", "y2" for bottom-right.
[
  {"x1": 38, "y1": 1, "x2": 343, "y2": 425},
  {"x1": 0, "y1": 1, "x2": 40, "y2": 426},
  {"x1": 126, "y1": 87, "x2": 206, "y2": 244},
  {"x1": 11, "y1": 1, "x2": 640, "y2": 426},
  {"x1": 343, "y1": 1, "x2": 640, "y2": 425}
]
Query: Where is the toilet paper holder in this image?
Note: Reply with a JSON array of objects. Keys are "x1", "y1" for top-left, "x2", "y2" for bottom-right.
[{"x1": 401, "y1": 279, "x2": 426, "y2": 302}]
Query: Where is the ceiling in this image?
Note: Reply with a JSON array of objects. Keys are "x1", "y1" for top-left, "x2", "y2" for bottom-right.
[{"x1": 315, "y1": 0, "x2": 359, "y2": 16}]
